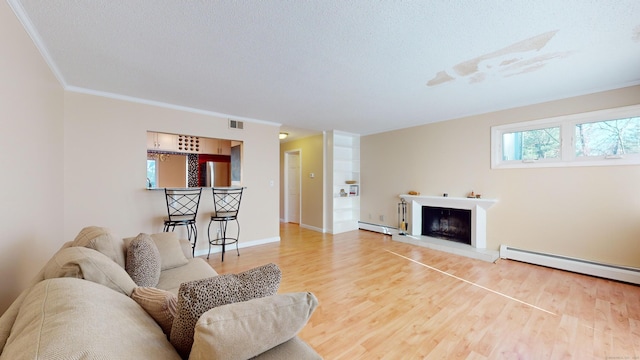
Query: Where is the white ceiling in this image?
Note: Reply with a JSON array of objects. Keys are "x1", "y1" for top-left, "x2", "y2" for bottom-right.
[{"x1": 10, "y1": 0, "x2": 640, "y2": 141}]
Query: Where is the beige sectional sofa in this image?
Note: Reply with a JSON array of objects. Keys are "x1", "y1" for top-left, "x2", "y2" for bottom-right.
[{"x1": 0, "y1": 227, "x2": 320, "y2": 359}]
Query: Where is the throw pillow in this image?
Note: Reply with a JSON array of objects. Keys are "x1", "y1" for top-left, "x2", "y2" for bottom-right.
[
  {"x1": 131, "y1": 287, "x2": 178, "y2": 337},
  {"x1": 123, "y1": 232, "x2": 189, "y2": 270},
  {"x1": 189, "y1": 292, "x2": 319, "y2": 360},
  {"x1": 150, "y1": 232, "x2": 190, "y2": 270},
  {"x1": 126, "y1": 234, "x2": 161, "y2": 287},
  {"x1": 170, "y1": 263, "x2": 282, "y2": 358},
  {"x1": 72, "y1": 226, "x2": 126, "y2": 268}
]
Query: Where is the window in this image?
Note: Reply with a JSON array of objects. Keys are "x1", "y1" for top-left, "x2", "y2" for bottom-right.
[
  {"x1": 575, "y1": 117, "x2": 640, "y2": 158},
  {"x1": 502, "y1": 126, "x2": 560, "y2": 161},
  {"x1": 146, "y1": 159, "x2": 157, "y2": 188},
  {"x1": 492, "y1": 105, "x2": 640, "y2": 169}
]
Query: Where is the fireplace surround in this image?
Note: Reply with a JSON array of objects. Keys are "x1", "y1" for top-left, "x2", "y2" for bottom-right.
[{"x1": 398, "y1": 195, "x2": 497, "y2": 249}]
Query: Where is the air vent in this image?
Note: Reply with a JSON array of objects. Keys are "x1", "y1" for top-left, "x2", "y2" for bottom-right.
[{"x1": 229, "y1": 119, "x2": 244, "y2": 129}]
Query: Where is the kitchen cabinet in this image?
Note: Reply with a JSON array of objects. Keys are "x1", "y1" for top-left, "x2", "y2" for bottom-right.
[
  {"x1": 148, "y1": 131, "x2": 231, "y2": 155},
  {"x1": 147, "y1": 132, "x2": 177, "y2": 151},
  {"x1": 204, "y1": 138, "x2": 231, "y2": 155}
]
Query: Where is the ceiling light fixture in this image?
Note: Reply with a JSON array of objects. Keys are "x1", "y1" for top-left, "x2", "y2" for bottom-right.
[{"x1": 279, "y1": 132, "x2": 289, "y2": 140}]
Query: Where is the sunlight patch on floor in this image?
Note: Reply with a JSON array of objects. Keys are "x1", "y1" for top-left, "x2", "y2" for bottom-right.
[{"x1": 385, "y1": 249, "x2": 557, "y2": 316}]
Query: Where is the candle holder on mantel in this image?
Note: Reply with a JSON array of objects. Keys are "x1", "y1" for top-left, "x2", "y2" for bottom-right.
[{"x1": 398, "y1": 198, "x2": 408, "y2": 235}]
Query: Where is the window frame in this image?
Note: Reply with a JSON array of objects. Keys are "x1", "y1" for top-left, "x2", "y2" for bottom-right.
[{"x1": 491, "y1": 105, "x2": 640, "y2": 169}]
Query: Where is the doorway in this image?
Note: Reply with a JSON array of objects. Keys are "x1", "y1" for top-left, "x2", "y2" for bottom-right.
[{"x1": 284, "y1": 150, "x2": 301, "y2": 224}]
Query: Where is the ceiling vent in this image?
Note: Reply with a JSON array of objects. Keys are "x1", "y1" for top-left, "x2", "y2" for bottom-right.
[{"x1": 229, "y1": 119, "x2": 244, "y2": 130}]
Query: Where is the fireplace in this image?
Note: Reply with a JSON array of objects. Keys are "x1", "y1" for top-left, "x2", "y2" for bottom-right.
[
  {"x1": 398, "y1": 195, "x2": 497, "y2": 249},
  {"x1": 422, "y1": 206, "x2": 471, "y2": 245}
]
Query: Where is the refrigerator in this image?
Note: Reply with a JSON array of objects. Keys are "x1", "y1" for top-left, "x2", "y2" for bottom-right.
[{"x1": 200, "y1": 161, "x2": 231, "y2": 187}]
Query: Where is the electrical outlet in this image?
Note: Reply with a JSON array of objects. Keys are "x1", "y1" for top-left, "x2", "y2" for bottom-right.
[{"x1": 379, "y1": 215, "x2": 384, "y2": 221}]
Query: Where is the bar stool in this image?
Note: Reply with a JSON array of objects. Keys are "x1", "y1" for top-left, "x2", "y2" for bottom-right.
[
  {"x1": 207, "y1": 187, "x2": 244, "y2": 261},
  {"x1": 163, "y1": 188, "x2": 202, "y2": 256}
]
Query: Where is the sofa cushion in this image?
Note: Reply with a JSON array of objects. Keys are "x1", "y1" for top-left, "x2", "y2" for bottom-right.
[
  {"x1": 131, "y1": 287, "x2": 177, "y2": 336},
  {"x1": 124, "y1": 232, "x2": 190, "y2": 270},
  {"x1": 170, "y1": 263, "x2": 282, "y2": 358},
  {"x1": 41, "y1": 246, "x2": 137, "y2": 296},
  {"x1": 0, "y1": 278, "x2": 181, "y2": 360},
  {"x1": 72, "y1": 226, "x2": 126, "y2": 268},
  {"x1": 249, "y1": 337, "x2": 323, "y2": 360},
  {"x1": 189, "y1": 292, "x2": 319, "y2": 360},
  {"x1": 156, "y1": 257, "x2": 218, "y2": 294},
  {"x1": 126, "y1": 233, "x2": 162, "y2": 287}
]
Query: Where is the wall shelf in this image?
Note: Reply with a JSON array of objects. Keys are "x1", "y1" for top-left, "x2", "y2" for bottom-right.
[{"x1": 325, "y1": 131, "x2": 360, "y2": 234}]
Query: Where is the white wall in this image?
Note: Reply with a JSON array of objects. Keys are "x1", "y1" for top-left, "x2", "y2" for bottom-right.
[
  {"x1": 63, "y1": 92, "x2": 281, "y2": 253},
  {"x1": 0, "y1": 1, "x2": 64, "y2": 312},
  {"x1": 361, "y1": 86, "x2": 640, "y2": 268}
]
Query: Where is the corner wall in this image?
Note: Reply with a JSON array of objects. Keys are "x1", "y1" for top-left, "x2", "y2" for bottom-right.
[
  {"x1": 0, "y1": 1, "x2": 64, "y2": 313},
  {"x1": 361, "y1": 85, "x2": 640, "y2": 268}
]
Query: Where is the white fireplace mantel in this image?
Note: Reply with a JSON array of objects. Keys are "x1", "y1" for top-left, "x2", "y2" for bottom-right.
[{"x1": 399, "y1": 195, "x2": 497, "y2": 249}]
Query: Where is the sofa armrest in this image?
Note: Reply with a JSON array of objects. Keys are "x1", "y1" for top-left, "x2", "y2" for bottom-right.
[
  {"x1": 0, "y1": 288, "x2": 30, "y2": 354},
  {"x1": 189, "y1": 292, "x2": 318, "y2": 360},
  {"x1": 0, "y1": 278, "x2": 181, "y2": 359}
]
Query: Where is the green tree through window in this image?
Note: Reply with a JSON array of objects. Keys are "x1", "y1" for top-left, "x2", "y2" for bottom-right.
[
  {"x1": 575, "y1": 117, "x2": 640, "y2": 157},
  {"x1": 502, "y1": 127, "x2": 560, "y2": 161},
  {"x1": 147, "y1": 160, "x2": 157, "y2": 188}
]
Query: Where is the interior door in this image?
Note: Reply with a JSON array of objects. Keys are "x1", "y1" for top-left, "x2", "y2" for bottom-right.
[{"x1": 286, "y1": 151, "x2": 301, "y2": 224}]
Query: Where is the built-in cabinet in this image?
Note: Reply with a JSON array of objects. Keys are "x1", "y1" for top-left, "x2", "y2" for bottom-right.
[
  {"x1": 176, "y1": 134, "x2": 202, "y2": 153},
  {"x1": 147, "y1": 132, "x2": 177, "y2": 151},
  {"x1": 147, "y1": 132, "x2": 231, "y2": 155},
  {"x1": 325, "y1": 131, "x2": 360, "y2": 234},
  {"x1": 204, "y1": 138, "x2": 231, "y2": 155}
]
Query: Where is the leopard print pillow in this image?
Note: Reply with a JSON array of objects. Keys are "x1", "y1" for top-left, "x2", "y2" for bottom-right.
[
  {"x1": 170, "y1": 263, "x2": 282, "y2": 358},
  {"x1": 125, "y1": 233, "x2": 161, "y2": 287}
]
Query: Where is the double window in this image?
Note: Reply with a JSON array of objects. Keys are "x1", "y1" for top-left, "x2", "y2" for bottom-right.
[{"x1": 491, "y1": 105, "x2": 640, "y2": 168}]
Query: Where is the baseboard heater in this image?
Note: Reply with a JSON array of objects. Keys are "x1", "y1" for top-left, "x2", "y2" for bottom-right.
[
  {"x1": 358, "y1": 221, "x2": 395, "y2": 235},
  {"x1": 499, "y1": 245, "x2": 640, "y2": 285}
]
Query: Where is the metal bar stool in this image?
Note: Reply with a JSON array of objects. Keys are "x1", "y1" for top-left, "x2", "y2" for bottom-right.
[
  {"x1": 207, "y1": 187, "x2": 244, "y2": 261},
  {"x1": 163, "y1": 188, "x2": 202, "y2": 256}
]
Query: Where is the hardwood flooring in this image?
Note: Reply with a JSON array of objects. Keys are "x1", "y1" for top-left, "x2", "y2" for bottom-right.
[{"x1": 203, "y1": 223, "x2": 640, "y2": 359}]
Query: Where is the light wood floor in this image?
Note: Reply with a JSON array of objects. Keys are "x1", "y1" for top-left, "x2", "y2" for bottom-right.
[{"x1": 203, "y1": 223, "x2": 640, "y2": 359}]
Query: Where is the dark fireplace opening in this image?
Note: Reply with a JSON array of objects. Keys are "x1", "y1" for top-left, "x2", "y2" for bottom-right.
[{"x1": 422, "y1": 206, "x2": 471, "y2": 245}]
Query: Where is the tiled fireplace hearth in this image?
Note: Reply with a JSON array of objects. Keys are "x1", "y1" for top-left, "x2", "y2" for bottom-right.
[{"x1": 393, "y1": 195, "x2": 499, "y2": 262}]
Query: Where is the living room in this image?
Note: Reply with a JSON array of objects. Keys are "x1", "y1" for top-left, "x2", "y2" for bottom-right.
[
  {"x1": 280, "y1": 86, "x2": 640, "y2": 270},
  {"x1": 1, "y1": 1, "x2": 639, "y2": 351}
]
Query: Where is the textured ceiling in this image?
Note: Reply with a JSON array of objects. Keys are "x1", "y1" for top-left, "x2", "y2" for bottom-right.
[{"x1": 9, "y1": 0, "x2": 640, "y2": 139}]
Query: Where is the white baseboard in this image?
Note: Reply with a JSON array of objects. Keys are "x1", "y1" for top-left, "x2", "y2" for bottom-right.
[
  {"x1": 299, "y1": 223, "x2": 324, "y2": 233},
  {"x1": 194, "y1": 236, "x2": 280, "y2": 257},
  {"x1": 358, "y1": 222, "x2": 396, "y2": 235},
  {"x1": 500, "y1": 245, "x2": 640, "y2": 285}
]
